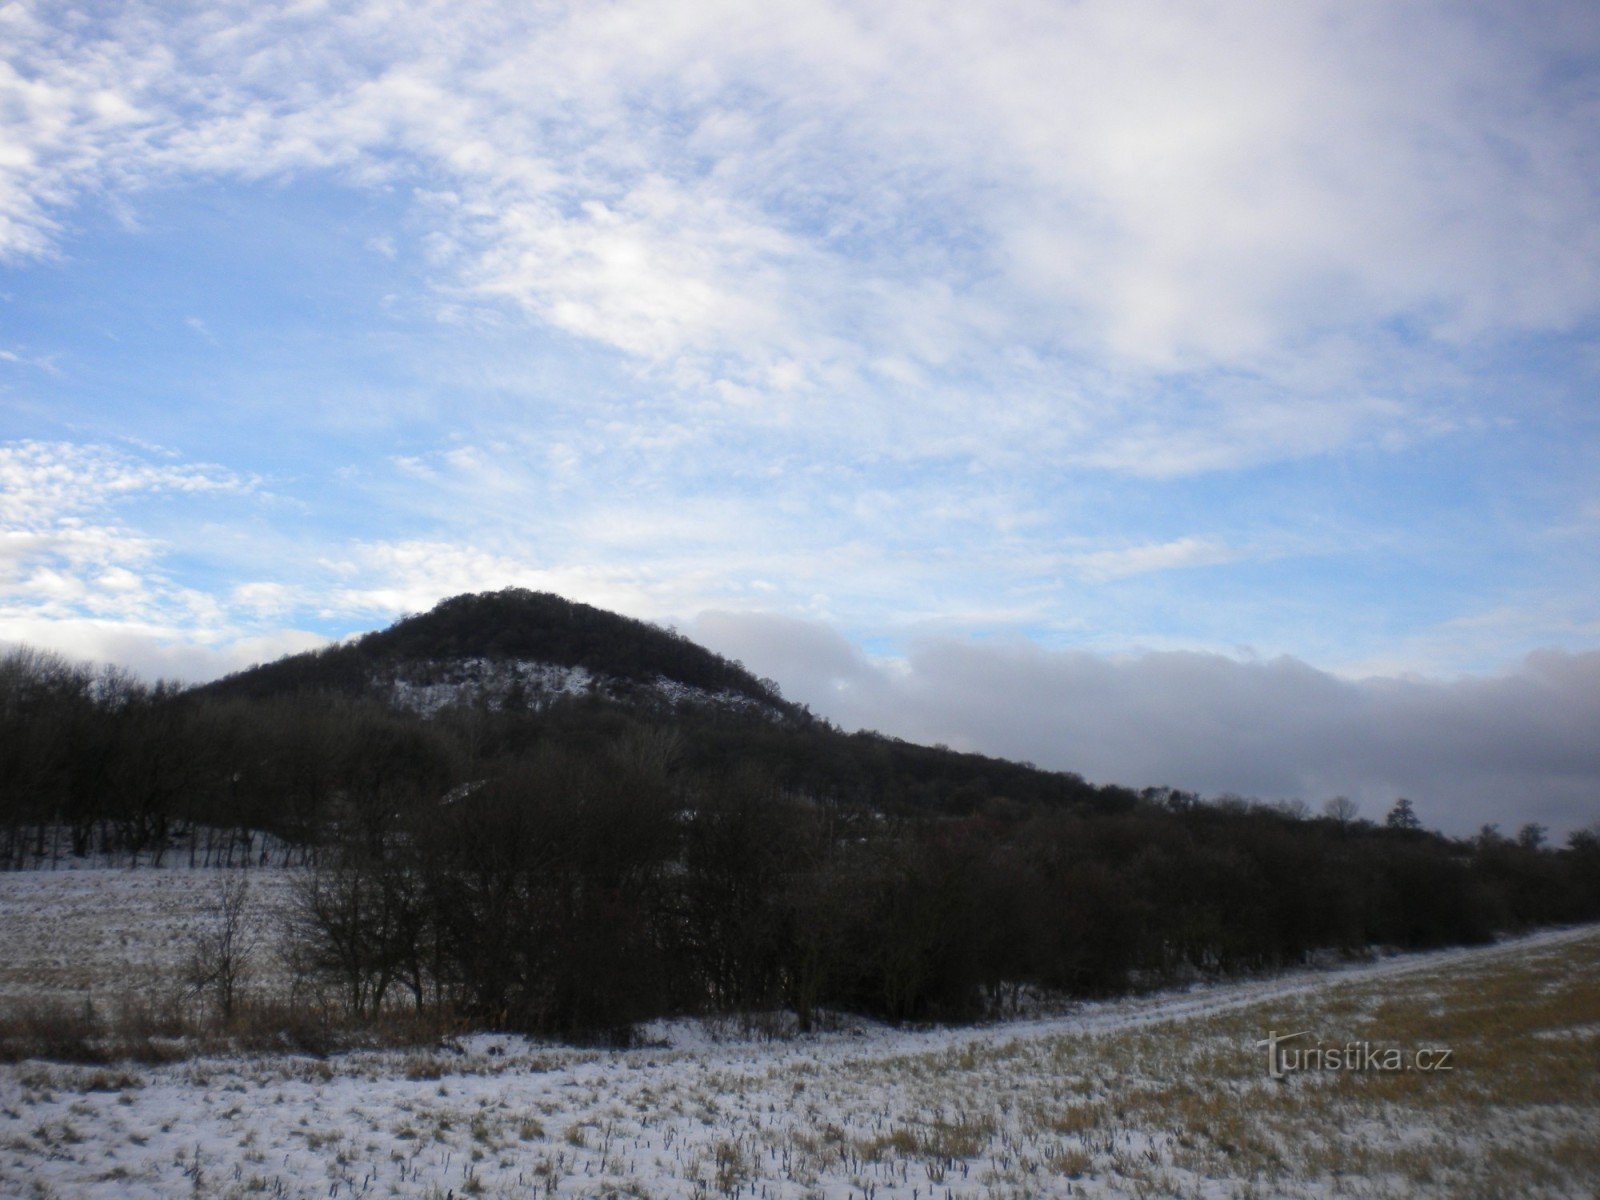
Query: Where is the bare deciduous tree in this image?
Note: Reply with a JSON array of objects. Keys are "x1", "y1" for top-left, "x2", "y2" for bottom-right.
[
  {"x1": 186, "y1": 874, "x2": 257, "y2": 1022},
  {"x1": 1323, "y1": 796, "x2": 1359, "y2": 832}
]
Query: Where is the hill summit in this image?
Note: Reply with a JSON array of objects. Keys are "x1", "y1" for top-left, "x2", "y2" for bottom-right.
[{"x1": 206, "y1": 589, "x2": 794, "y2": 718}]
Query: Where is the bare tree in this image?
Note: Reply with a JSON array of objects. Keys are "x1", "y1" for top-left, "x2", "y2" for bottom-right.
[
  {"x1": 186, "y1": 874, "x2": 257, "y2": 1022},
  {"x1": 1323, "y1": 796, "x2": 1359, "y2": 833}
]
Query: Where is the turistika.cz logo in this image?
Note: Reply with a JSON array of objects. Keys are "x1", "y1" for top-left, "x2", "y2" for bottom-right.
[{"x1": 1255, "y1": 1030, "x2": 1455, "y2": 1080}]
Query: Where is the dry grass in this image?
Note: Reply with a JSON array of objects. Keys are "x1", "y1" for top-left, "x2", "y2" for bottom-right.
[
  {"x1": 0, "y1": 869, "x2": 300, "y2": 1005},
  {"x1": 1, "y1": 923, "x2": 1595, "y2": 1198},
  {"x1": 0, "y1": 991, "x2": 452, "y2": 1064},
  {"x1": 923, "y1": 928, "x2": 1600, "y2": 1197},
  {"x1": 662, "y1": 928, "x2": 1598, "y2": 1199}
]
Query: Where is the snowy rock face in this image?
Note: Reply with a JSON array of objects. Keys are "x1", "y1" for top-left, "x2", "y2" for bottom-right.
[
  {"x1": 379, "y1": 657, "x2": 782, "y2": 720},
  {"x1": 381, "y1": 658, "x2": 593, "y2": 716}
]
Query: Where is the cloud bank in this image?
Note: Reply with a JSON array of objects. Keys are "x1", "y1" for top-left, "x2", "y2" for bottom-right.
[{"x1": 691, "y1": 611, "x2": 1600, "y2": 837}]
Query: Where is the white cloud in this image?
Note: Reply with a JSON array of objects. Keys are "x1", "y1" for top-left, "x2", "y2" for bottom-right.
[
  {"x1": 0, "y1": 3, "x2": 170, "y2": 260},
  {"x1": 0, "y1": 345, "x2": 60, "y2": 373},
  {"x1": 316, "y1": 540, "x2": 666, "y2": 625},
  {"x1": 228, "y1": 580, "x2": 298, "y2": 618},
  {"x1": 0, "y1": 618, "x2": 325, "y2": 683},
  {"x1": 4, "y1": 0, "x2": 1598, "y2": 472},
  {"x1": 0, "y1": 439, "x2": 254, "y2": 637},
  {"x1": 1070, "y1": 537, "x2": 1243, "y2": 583}
]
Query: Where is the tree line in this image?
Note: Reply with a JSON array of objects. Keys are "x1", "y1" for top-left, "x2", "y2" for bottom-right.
[
  {"x1": 289, "y1": 732, "x2": 1599, "y2": 1043},
  {"x1": 3, "y1": 643, "x2": 1598, "y2": 1043}
]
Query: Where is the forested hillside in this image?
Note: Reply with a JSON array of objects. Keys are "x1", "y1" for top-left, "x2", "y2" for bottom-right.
[{"x1": 3, "y1": 591, "x2": 1597, "y2": 1042}]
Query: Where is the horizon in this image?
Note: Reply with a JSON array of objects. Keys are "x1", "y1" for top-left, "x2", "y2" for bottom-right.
[{"x1": 3, "y1": 1, "x2": 1598, "y2": 836}]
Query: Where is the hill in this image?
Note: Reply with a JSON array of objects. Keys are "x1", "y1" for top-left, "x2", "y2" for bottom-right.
[
  {"x1": 199, "y1": 588, "x2": 1133, "y2": 816},
  {"x1": 202, "y1": 588, "x2": 796, "y2": 718}
]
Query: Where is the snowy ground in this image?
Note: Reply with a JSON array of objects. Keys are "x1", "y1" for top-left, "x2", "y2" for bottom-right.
[
  {"x1": 1, "y1": 871, "x2": 1596, "y2": 1199},
  {"x1": 0, "y1": 868, "x2": 298, "y2": 1003}
]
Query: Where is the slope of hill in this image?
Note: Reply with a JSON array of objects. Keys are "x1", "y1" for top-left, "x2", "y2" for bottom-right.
[
  {"x1": 203, "y1": 589, "x2": 796, "y2": 719},
  {"x1": 189, "y1": 588, "x2": 1129, "y2": 818}
]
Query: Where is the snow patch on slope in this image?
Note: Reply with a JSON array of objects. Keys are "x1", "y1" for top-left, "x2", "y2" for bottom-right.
[{"x1": 380, "y1": 657, "x2": 779, "y2": 719}]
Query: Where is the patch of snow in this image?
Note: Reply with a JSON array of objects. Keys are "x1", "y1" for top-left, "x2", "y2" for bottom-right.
[{"x1": 380, "y1": 657, "x2": 780, "y2": 719}]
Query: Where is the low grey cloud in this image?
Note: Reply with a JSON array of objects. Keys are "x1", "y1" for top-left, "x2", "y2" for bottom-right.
[{"x1": 691, "y1": 611, "x2": 1600, "y2": 838}]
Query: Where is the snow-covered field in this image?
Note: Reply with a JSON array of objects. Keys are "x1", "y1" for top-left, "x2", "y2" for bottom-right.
[
  {"x1": 0, "y1": 868, "x2": 298, "y2": 1003},
  {"x1": 1, "y1": 869, "x2": 1596, "y2": 1199}
]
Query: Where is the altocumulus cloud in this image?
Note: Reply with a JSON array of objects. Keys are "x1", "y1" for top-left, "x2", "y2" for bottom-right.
[
  {"x1": 691, "y1": 612, "x2": 1600, "y2": 837},
  {"x1": 4, "y1": 0, "x2": 1599, "y2": 467}
]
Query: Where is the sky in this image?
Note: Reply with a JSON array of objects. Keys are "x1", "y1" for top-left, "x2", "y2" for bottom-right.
[{"x1": 3, "y1": 0, "x2": 1599, "y2": 835}]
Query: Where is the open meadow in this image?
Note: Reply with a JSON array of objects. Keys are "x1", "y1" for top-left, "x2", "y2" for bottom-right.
[
  {"x1": 0, "y1": 868, "x2": 1596, "y2": 1199},
  {"x1": 0, "y1": 867, "x2": 300, "y2": 1005}
]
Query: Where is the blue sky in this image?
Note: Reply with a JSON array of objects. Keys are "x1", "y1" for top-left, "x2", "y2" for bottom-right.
[{"x1": 3, "y1": 0, "x2": 1599, "y2": 832}]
